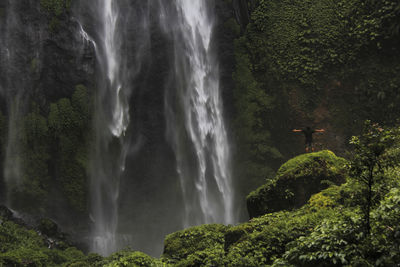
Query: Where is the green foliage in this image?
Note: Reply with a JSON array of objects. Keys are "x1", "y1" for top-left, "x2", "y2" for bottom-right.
[
  {"x1": 307, "y1": 185, "x2": 341, "y2": 210},
  {"x1": 363, "y1": 0, "x2": 400, "y2": 38},
  {"x1": 250, "y1": 0, "x2": 346, "y2": 86},
  {"x1": 268, "y1": 125, "x2": 400, "y2": 266},
  {"x1": 224, "y1": 207, "x2": 337, "y2": 266},
  {"x1": 159, "y1": 205, "x2": 338, "y2": 266},
  {"x1": 233, "y1": 37, "x2": 282, "y2": 202},
  {"x1": 48, "y1": 85, "x2": 91, "y2": 212},
  {"x1": 158, "y1": 126, "x2": 400, "y2": 266},
  {"x1": 370, "y1": 188, "x2": 400, "y2": 265},
  {"x1": 38, "y1": 218, "x2": 60, "y2": 237},
  {"x1": 275, "y1": 210, "x2": 367, "y2": 266},
  {"x1": 349, "y1": 121, "x2": 399, "y2": 233},
  {"x1": 247, "y1": 150, "x2": 347, "y2": 217},
  {"x1": 232, "y1": 0, "x2": 400, "y2": 182},
  {"x1": 162, "y1": 224, "x2": 228, "y2": 266},
  {"x1": 272, "y1": 182, "x2": 400, "y2": 266},
  {"x1": 10, "y1": 104, "x2": 50, "y2": 212},
  {"x1": 0, "y1": 217, "x2": 88, "y2": 266},
  {"x1": 99, "y1": 250, "x2": 162, "y2": 267},
  {"x1": 8, "y1": 85, "x2": 91, "y2": 214}
]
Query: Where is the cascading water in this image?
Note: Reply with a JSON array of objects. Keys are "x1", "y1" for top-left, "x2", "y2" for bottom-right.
[
  {"x1": 88, "y1": 0, "x2": 128, "y2": 256},
  {"x1": 0, "y1": 1, "x2": 38, "y2": 205},
  {"x1": 0, "y1": 0, "x2": 237, "y2": 256},
  {"x1": 162, "y1": 0, "x2": 235, "y2": 227},
  {"x1": 76, "y1": 0, "x2": 150, "y2": 256}
]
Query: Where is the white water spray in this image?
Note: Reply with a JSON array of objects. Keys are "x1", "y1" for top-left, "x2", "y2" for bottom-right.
[
  {"x1": 164, "y1": 0, "x2": 235, "y2": 227},
  {"x1": 89, "y1": 0, "x2": 129, "y2": 256}
]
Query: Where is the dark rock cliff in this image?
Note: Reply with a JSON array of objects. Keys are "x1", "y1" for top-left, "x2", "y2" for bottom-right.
[{"x1": 0, "y1": 0, "x2": 95, "y2": 242}]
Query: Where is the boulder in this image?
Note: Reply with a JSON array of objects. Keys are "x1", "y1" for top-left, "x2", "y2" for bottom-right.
[{"x1": 246, "y1": 150, "x2": 347, "y2": 218}]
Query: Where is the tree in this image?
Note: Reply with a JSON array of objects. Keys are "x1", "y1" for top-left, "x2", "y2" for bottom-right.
[{"x1": 349, "y1": 120, "x2": 398, "y2": 234}]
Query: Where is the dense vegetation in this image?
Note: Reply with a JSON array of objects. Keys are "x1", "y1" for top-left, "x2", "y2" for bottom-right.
[
  {"x1": 232, "y1": 0, "x2": 400, "y2": 201},
  {"x1": 0, "y1": 211, "x2": 160, "y2": 266},
  {"x1": 0, "y1": 0, "x2": 399, "y2": 265},
  {"x1": 160, "y1": 123, "x2": 400, "y2": 266},
  {"x1": 1, "y1": 122, "x2": 399, "y2": 265},
  {"x1": 7, "y1": 85, "x2": 91, "y2": 216}
]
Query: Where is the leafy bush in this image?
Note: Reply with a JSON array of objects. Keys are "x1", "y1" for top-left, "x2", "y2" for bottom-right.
[
  {"x1": 0, "y1": 217, "x2": 88, "y2": 266},
  {"x1": 224, "y1": 205, "x2": 338, "y2": 266},
  {"x1": 162, "y1": 224, "x2": 228, "y2": 266},
  {"x1": 99, "y1": 250, "x2": 161, "y2": 267},
  {"x1": 370, "y1": 188, "x2": 400, "y2": 266}
]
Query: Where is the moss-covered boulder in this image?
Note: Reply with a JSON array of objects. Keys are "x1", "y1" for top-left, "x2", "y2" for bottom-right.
[
  {"x1": 162, "y1": 224, "x2": 229, "y2": 266},
  {"x1": 247, "y1": 150, "x2": 347, "y2": 218},
  {"x1": 0, "y1": 215, "x2": 89, "y2": 266}
]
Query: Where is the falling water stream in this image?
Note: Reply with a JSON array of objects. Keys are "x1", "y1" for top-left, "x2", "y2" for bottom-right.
[
  {"x1": 163, "y1": 0, "x2": 234, "y2": 227},
  {"x1": 87, "y1": 0, "x2": 129, "y2": 256},
  {"x1": 1, "y1": 1, "x2": 38, "y2": 205},
  {"x1": 80, "y1": 0, "x2": 234, "y2": 255},
  {"x1": 0, "y1": 0, "x2": 235, "y2": 256}
]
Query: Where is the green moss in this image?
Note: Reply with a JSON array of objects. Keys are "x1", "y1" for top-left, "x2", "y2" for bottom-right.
[
  {"x1": 307, "y1": 185, "x2": 341, "y2": 211},
  {"x1": 247, "y1": 150, "x2": 347, "y2": 218},
  {"x1": 48, "y1": 85, "x2": 91, "y2": 213},
  {"x1": 0, "y1": 217, "x2": 88, "y2": 266},
  {"x1": 276, "y1": 150, "x2": 347, "y2": 178}
]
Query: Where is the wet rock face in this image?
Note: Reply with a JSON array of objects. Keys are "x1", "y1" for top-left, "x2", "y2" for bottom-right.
[
  {"x1": 0, "y1": 0, "x2": 95, "y2": 105},
  {"x1": 0, "y1": 0, "x2": 95, "y2": 242}
]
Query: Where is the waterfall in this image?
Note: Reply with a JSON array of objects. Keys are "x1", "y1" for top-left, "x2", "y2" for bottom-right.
[
  {"x1": 0, "y1": 1, "x2": 38, "y2": 205},
  {"x1": 0, "y1": 0, "x2": 235, "y2": 256},
  {"x1": 163, "y1": 0, "x2": 235, "y2": 226},
  {"x1": 88, "y1": 0, "x2": 128, "y2": 256},
  {"x1": 84, "y1": 0, "x2": 235, "y2": 254},
  {"x1": 76, "y1": 0, "x2": 150, "y2": 256}
]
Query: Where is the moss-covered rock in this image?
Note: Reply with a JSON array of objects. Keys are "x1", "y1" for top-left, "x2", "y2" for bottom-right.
[
  {"x1": 162, "y1": 224, "x2": 229, "y2": 266},
  {"x1": 247, "y1": 150, "x2": 347, "y2": 218},
  {"x1": 0, "y1": 215, "x2": 89, "y2": 266}
]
